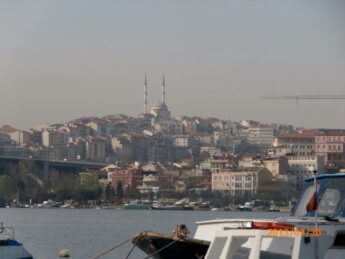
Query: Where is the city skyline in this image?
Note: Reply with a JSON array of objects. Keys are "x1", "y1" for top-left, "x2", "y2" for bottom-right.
[{"x1": 1, "y1": 0, "x2": 345, "y2": 129}]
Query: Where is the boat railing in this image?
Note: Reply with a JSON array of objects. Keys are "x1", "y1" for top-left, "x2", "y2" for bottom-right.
[{"x1": 0, "y1": 222, "x2": 15, "y2": 240}]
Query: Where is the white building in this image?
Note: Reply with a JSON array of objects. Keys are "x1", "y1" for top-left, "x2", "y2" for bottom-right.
[
  {"x1": 288, "y1": 156, "x2": 325, "y2": 182},
  {"x1": 248, "y1": 126, "x2": 273, "y2": 149},
  {"x1": 238, "y1": 156, "x2": 263, "y2": 168},
  {"x1": 212, "y1": 168, "x2": 272, "y2": 196},
  {"x1": 42, "y1": 130, "x2": 65, "y2": 147},
  {"x1": 273, "y1": 132, "x2": 316, "y2": 156},
  {"x1": 174, "y1": 136, "x2": 190, "y2": 148},
  {"x1": 85, "y1": 137, "x2": 106, "y2": 161}
]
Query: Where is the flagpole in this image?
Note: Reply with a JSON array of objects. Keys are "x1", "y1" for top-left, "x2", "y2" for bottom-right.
[
  {"x1": 313, "y1": 168, "x2": 318, "y2": 259},
  {"x1": 313, "y1": 169, "x2": 318, "y2": 229}
]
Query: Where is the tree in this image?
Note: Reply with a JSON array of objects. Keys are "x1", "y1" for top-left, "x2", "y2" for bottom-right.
[
  {"x1": 116, "y1": 181, "x2": 124, "y2": 199},
  {"x1": 0, "y1": 175, "x2": 16, "y2": 202},
  {"x1": 104, "y1": 183, "x2": 115, "y2": 203}
]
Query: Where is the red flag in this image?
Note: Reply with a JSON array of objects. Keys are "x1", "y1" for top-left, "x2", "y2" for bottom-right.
[{"x1": 306, "y1": 191, "x2": 318, "y2": 212}]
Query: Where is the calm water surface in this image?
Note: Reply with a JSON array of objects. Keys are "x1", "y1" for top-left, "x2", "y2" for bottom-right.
[{"x1": 0, "y1": 208, "x2": 288, "y2": 259}]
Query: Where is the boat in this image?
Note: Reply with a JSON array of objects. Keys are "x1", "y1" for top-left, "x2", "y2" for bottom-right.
[
  {"x1": 268, "y1": 204, "x2": 280, "y2": 212},
  {"x1": 133, "y1": 173, "x2": 345, "y2": 258},
  {"x1": 238, "y1": 201, "x2": 254, "y2": 211},
  {"x1": 0, "y1": 222, "x2": 33, "y2": 259},
  {"x1": 202, "y1": 173, "x2": 345, "y2": 259},
  {"x1": 150, "y1": 204, "x2": 193, "y2": 210},
  {"x1": 122, "y1": 200, "x2": 150, "y2": 210},
  {"x1": 133, "y1": 225, "x2": 209, "y2": 259},
  {"x1": 150, "y1": 199, "x2": 194, "y2": 211}
]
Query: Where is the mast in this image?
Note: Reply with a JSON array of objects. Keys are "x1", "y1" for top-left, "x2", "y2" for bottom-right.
[
  {"x1": 162, "y1": 74, "x2": 166, "y2": 105},
  {"x1": 144, "y1": 74, "x2": 148, "y2": 113}
]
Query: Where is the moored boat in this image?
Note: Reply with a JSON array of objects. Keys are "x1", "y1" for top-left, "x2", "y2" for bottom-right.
[
  {"x1": 133, "y1": 173, "x2": 345, "y2": 258},
  {"x1": 268, "y1": 204, "x2": 280, "y2": 212},
  {"x1": 0, "y1": 223, "x2": 33, "y2": 259},
  {"x1": 133, "y1": 225, "x2": 209, "y2": 259}
]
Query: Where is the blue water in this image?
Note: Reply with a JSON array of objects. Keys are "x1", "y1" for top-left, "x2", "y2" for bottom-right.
[{"x1": 0, "y1": 208, "x2": 287, "y2": 259}]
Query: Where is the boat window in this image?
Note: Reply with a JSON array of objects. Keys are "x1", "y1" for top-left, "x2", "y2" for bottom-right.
[
  {"x1": 318, "y1": 180, "x2": 345, "y2": 217},
  {"x1": 207, "y1": 237, "x2": 227, "y2": 259},
  {"x1": 260, "y1": 237, "x2": 294, "y2": 259},
  {"x1": 225, "y1": 236, "x2": 254, "y2": 259},
  {"x1": 294, "y1": 184, "x2": 319, "y2": 216},
  {"x1": 332, "y1": 232, "x2": 345, "y2": 248}
]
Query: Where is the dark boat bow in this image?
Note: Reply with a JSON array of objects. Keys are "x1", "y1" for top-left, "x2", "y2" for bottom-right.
[{"x1": 132, "y1": 225, "x2": 209, "y2": 259}]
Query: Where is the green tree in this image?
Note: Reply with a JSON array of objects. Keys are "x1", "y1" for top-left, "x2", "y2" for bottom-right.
[
  {"x1": 104, "y1": 183, "x2": 114, "y2": 203},
  {"x1": 0, "y1": 175, "x2": 16, "y2": 202},
  {"x1": 116, "y1": 181, "x2": 124, "y2": 199}
]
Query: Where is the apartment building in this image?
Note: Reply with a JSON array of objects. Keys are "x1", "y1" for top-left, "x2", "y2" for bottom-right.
[
  {"x1": 273, "y1": 132, "x2": 316, "y2": 156},
  {"x1": 315, "y1": 132, "x2": 345, "y2": 165},
  {"x1": 288, "y1": 156, "x2": 325, "y2": 183},
  {"x1": 212, "y1": 168, "x2": 272, "y2": 196},
  {"x1": 248, "y1": 126, "x2": 273, "y2": 149}
]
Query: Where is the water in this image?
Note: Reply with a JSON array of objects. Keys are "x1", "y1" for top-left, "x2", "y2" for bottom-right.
[{"x1": 0, "y1": 208, "x2": 288, "y2": 259}]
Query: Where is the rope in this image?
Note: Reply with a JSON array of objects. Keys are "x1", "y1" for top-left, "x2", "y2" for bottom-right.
[
  {"x1": 92, "y1": 237, "x2": 133, "y2": 259},
  {"x1": 143, "y1": 239, "x2": 179, "y2": 259},
  {"x1": 124, "y1": 240, "x2": 137, "y2": 259}
]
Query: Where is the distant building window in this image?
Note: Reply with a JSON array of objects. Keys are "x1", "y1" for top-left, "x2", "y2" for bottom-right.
[{"x1": 245, "y1": 183, "x2": 252, "y2": 188}]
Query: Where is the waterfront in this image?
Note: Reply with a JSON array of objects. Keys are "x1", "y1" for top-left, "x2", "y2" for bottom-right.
[{"x1": 0, "y1": 208, "x2": 287, "y2": 259}]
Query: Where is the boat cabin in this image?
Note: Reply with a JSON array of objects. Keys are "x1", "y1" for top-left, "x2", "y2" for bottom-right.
[
  {"x1": 205, "y1": 223, "x2": 345, "y2": 259},
  {"x1": 202, "y1": 174, "x2": 345, "y2": 259},
  {"x1": 292, "y1": 173, "x2": 345, "y2": 218}
]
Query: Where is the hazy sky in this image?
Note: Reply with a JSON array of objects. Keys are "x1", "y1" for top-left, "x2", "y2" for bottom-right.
[{"x1": 1, "y1": 0, "x2": 345, "y2": 129}]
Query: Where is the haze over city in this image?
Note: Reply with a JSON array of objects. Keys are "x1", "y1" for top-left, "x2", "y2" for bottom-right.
[{"x1": 1, "y1": 0, "x2": 345, "y2": 129}]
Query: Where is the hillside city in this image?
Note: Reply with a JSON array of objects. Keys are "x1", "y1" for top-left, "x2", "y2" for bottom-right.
[{"x1": 1, "y1": 82, "x2": 344, "y2": 209}]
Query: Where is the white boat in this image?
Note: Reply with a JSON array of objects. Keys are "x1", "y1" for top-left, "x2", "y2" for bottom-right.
[
  {"x1": 238, "y1": 202, "x2": 254, "y2": 211},
  {"x1": 200, "y1": 173, "x2": 345, "y2": 259},
  {"x1": 0, "y1": 223, "x2": 33, "y2": 259},
  {"x1": 134, "y1": 173, "x2": 345, "y2": 259}
]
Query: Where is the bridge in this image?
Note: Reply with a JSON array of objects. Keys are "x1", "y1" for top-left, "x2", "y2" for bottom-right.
[
  {"x1": 0, "y1": 155, "x2": 109, "y2": 169},
  {"x1": 0, "y1": 155, "x2": 110, "y2": 180}
]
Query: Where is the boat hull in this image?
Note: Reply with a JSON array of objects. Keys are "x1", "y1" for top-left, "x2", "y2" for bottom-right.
[
  {"x1": 150, "y1": 206, "x2": 194, "y2": 211},
  {"x1": 0, "y1": 240, "x2": 33, "y2": 259},
  {"x1": 133, "y1": 232, "x2": 209, "y2": 259}
]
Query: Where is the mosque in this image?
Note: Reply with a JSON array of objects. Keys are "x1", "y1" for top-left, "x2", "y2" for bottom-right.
[{"x1": 143, "y1": 74, "x2": 171, "y2": 122}]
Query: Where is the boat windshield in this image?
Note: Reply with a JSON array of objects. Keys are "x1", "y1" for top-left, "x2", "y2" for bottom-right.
[
  {"x1": 318, "y1": 180, "x2": 345, "y2": 217},
  {"x1": 226, "y1": 236, "x2": 254, "y2": 259},
  {"x1": 292, "y1": 176, "x2": 345, "y2": 217}
]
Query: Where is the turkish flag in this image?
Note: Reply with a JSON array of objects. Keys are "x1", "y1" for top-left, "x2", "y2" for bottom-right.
[{"x1": 306, "y1": 191, "x2": 318, "y2": 212}]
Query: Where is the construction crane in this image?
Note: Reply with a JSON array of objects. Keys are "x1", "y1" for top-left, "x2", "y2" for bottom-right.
[{"x1": 261, "y1": 95, "x2": 345, "y2": 103}]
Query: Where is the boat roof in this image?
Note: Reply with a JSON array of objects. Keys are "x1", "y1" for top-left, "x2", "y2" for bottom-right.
[
  {"x1": 196, "y1": 217, "x2": 345, "y2": 226},
  {"x1": 304, "y1": 173, "x2": 345, "y2": 182}
]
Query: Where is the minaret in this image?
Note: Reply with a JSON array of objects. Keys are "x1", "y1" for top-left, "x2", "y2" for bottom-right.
[
  {"x1": 144, "y1": 74, "x2": 148, "y2": 113},
  {"x1": 162, "y1": 74, "x2": 166, "y2": 105}
]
